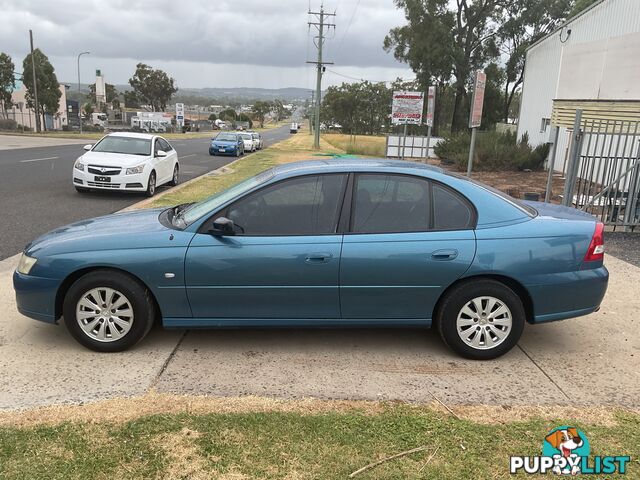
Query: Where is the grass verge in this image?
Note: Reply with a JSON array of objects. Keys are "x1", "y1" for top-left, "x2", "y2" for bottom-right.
[
  {"x1": 322, "y1": 133, "x2": 387, "y2": 157},
  {"x1": 0, "y1": 395, "x2": 637, "y2": 479},
  {"x1": 150, "y1": 131, "x2": 342, "y2": 208}
]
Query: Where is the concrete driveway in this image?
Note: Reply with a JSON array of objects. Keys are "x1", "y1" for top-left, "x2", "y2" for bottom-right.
[{"x1": 1, "y1": 252, "x2": 638, "y2": 411}]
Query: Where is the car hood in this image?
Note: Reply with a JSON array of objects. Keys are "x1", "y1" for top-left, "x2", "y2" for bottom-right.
[
  {"x1": 81, "y1": 151, "x2": 151, "y2": 167},
  {"x1": 26, "y1": 209, "x2": 183, "y2": 257}
]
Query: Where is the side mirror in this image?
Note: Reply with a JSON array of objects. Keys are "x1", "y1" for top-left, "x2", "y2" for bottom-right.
[
  {"x1": 83, "y1": 144, "x2": 93, "y2": 151},
  {"x1": 156, "y1": 150, "x2": 168, "y2": 157},
  {"x1": 210, "y1": 216, "x2": 236, "y2": 236}
]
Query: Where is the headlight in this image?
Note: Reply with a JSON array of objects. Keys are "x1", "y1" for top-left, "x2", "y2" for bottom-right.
[
  {"x1": 17, "y1": 253, "x2": 37, "y2": 275},
  {"x1": 74, "y1": 160, "x2": 85, "y2": 171},
  {"x1": 126, "y1": 164, "x2": 145, "y2": 175}
]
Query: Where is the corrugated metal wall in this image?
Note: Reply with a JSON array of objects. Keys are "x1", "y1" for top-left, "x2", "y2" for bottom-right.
[{"x1": 517, "y1": 0, "x2": 640, "y2": 172}]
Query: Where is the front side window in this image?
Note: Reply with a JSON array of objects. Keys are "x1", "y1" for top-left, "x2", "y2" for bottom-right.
[
  {"x1": 158, "y1": 138, "x2": 172, "y2": 151},
  {"x1": 352, "y1": 174, "x2": 430, "y2": 233},
  {"x1": 227, "y1": 174, "x2": 347, "y2": 235}
]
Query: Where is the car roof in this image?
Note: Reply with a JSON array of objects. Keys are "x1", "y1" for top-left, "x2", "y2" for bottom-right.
[
  {"x1": 106, "y1": 132, "x2": 156, "y2": 140},
  {"x1": 271, "y1": 158, "x2": 444, "y2": 176}
]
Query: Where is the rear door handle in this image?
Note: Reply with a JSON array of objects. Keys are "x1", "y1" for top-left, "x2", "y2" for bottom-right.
[
  {"x1": 431, "y1": 249, "x2": 458, "y2": 261},
  {"x1": 305, "y1": 252, "x2": 333, "y2": 264}
]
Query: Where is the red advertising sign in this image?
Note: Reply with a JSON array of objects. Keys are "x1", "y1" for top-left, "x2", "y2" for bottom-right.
[
  {"x1": 426, "y1": 86, "x2": 436, "y2": 127},
  {"x1": 391, "y1": 91, "x2": 424, "y2": 125},
  {"x1": 469, "y1": 70, "x2": 486, "y2": 128}
]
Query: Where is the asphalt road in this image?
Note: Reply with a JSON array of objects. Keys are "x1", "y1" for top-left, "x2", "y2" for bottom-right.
[{"x1": 0, "y1": 124, "x2": 291, "y2": 260}]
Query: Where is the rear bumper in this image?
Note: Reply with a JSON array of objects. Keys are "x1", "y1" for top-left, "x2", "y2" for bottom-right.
[
  {"x1": 13, "y1": 271, "x2": 60, "y2": 324},
  {"x1": 528, "y1": 266, "x2": 609, "y2": 323}
]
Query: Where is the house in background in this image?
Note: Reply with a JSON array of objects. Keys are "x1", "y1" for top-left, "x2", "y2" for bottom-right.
[{"x1": 517, "y1": 0, "x2": 640, "y2": 173}]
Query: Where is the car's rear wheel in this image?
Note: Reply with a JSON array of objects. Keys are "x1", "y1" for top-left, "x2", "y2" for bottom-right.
[
  {"x1": 62, "y1": 270, "x2": 155, "y2": 352},
  {"x1": 436, "y1": 279, "x2": 525, "y2": 360},
  {"x1": 145, "y1": 171, "x2": 156, "y2": 197},
  {"x1": 169, "y1": 164, "x2": 179, "y2": 186}
]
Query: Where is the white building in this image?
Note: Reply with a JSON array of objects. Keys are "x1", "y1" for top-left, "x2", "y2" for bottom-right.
[
  {"x1": 517, "y1": 0, "x2": 640, "y2": 172},
  {"x1": 6, "y1": 79, "x2": 69, "y2": 131}
]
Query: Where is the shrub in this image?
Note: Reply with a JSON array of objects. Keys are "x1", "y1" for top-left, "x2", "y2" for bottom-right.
[
  {"x1": 433, "y1": 130, "x2": 549, "y2": 171},
  {"x1": 0, "y1": 118, "x2": 18, "y2": 131}
]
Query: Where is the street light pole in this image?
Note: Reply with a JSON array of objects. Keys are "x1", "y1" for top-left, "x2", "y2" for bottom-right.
[{"x1": 77, "y1": 51, "x2": 90, "y2": 134}]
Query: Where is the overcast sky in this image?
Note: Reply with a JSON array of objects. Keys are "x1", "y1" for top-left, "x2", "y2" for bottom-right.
[{"x1": 1, "y1": 0, "x2": 414, "y2": 90}]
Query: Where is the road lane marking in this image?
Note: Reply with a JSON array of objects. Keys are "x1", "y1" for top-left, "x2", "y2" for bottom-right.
[
  {"x1": 20, "y1": 156, "x2": 59, "y2": 163},
  {"x1": 180, "y1": 154, "x2": 197, "y2": 158}
]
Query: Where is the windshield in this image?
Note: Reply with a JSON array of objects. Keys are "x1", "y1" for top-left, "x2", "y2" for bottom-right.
[
  {"x1": 215, "y1": 133, "x2": 237, "y2": 142},
  {"x1": 179, "y1": 169, "x2": 276, "y2": 225},
  {"x1": 92, "y1": 136, "x2": 151, "y2": 155},
  {"x1": 240, "y1": 133, "x2": 252, "y2": 140}
]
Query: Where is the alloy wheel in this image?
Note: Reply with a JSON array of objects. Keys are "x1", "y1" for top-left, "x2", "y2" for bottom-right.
[
  {"x1": 75, "y1": 287, "x2": 134, "y2": 342},
  {"x1": 455, "y1": 296, "x2": 512, "y2": 350}
]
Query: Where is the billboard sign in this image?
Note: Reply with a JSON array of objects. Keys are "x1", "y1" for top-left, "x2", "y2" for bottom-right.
[
  {"x1": 175, "y1": 103, "x2": 185, "y2": 127},
  {"x1": 391, "y1": 91, "x2": 424, "y2": 125},
  {"x1": 469, "y1": 70, "x2": 486, "y2": 128},
  {"x1": 426, "y1": 86, "x2": 436, "y2": 127}
]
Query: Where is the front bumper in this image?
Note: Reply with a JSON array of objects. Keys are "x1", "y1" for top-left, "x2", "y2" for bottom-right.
[
  {"x1": 209, "y1": 145, "x2": 239, "y2": 155},
  {"x1": 13, "y1": 270, "x2": 61, "y2": 324},
  {"x1": 73, "y1": 168, "x2": 148, "y2": 191}
]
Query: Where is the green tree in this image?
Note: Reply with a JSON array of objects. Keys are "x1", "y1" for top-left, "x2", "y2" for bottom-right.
[
  {"x1": 498, "y1": 0, "x2": 572, "y2": 122},
  {"x1": 128, "y1": 63, "x2": 177, "y2": 111},
  {"x1": 208, "y1": 113, "x2": 217, "y2": 121},
  {"x1": 570, "y1": 0, "x2": 598, "y2": 17},
  {"x1": 385, "y1": 0, "x2": 503, "y2": 132},
  {"x1": 83, "y1": 103, "x2": 94, "y2": 117},
  {"x1": 0, "y1": 53, "x2": 15, "y2": 119},
  {"x1": 22, "y1": 49, "x2": 61, "y2": 131},
  {"x1": 218, "y1": 108, "x2": 237, "y2": 122},
  {"x1": 123, "y1": 90, "x2": 140, "y2": 109},
  {"x1": 481, "y1": 63, "x2": 505, "y2": 128},
  {"x1": 251, "y1": 101, "x2": 272, "y2": 128},
  {"x1": 238, "y1": 112, "x2": 253, "y2": 128}
]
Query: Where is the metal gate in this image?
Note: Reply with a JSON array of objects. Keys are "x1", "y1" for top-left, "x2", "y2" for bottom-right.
[{"x1": 559, "y1": 110, "x2": 640, "y2": 230}]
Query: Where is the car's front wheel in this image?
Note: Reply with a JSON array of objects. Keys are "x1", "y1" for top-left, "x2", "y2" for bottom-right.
[
  {"x1": 169, "y1": 164, "x2": 179, "y2": 186},
  {"x1": 436, "y1": 279, "x2": 525, "y2": 360},
  {"x1": 62, "y1": 270, "x2": 156, "y2": 352},
  {"x1": 145, "y1": 171, "x2": 156, "y2": 197}
]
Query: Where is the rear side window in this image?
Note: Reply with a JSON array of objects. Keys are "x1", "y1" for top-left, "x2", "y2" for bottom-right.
[
  {"x1": 352, "y1": 174, "x2": 430, "y2": 233},
  {"x1": 432, "y1": 183, "x2": 474, "y2": 230}
]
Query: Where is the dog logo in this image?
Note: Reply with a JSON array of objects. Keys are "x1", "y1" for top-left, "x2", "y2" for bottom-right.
[{"x1": 543, "y1": 426, "x2": 589, "y2": 475}]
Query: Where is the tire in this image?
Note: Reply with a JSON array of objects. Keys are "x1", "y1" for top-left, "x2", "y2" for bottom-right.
[
  {"x1": 75, "y1": 186, "x2": 89, "y2": 193},
  {"x1": 145, "y1": 171, "x2": 156, "y2": 197},
  {"x1": 209, "y1": 150, "x2": 215, "y2": 156},
  {"x1": 235, "y1": 148, "x2": 240, "y2": 157},
  {"x1": 435, "y1": 279, "x2": 525, "y2": 360},
  {"x1": 168, "y1": 164, "x2": 179, "y2": 186},
  {"x1": 62, "y1": 270, "x2": 156, "y2": 352}
]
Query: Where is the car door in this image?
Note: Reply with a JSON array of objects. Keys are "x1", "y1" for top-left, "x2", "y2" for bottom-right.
[
  {"x1": 184, "y1": 173, "x2": 348, "y2": 319},
  {"x1": 340, "y1": 174, "x2": 477, "y2": 320},
  {"x1": 159, "y1": 138, "x2": 177, "y2": 177}
]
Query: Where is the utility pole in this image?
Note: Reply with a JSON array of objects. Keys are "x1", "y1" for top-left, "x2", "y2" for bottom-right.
[
  {"x1": 77, "y1": 51, "x2": 90, "y2": 134},
  {"x1": 29, "y1": 30, "x2": 41, "y2": 133},
  {"x1": 307, "y1": 5, "x2": 335, "y2": 149},
  {"x1": 309, "y1": 90, "x2": 314, "y2": 136}
]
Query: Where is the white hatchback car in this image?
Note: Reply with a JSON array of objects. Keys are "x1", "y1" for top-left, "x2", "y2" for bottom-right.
[
  {"x1": 238, "y1": 132, "x2": 255, "y2": 152},
  {"x1": 72, "y1": 132, "x2": 179, "y2": 197},
  {"x1": 247, "y1": 131, "x2": 263, "y2": 150}
]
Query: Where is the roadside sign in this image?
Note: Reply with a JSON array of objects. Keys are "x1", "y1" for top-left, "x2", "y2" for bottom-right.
[
  {"x1": 426, "y1": 86, "x2": 436, "y2": 127},
  {"x1": 175, "y1": 103, "x2": 185, "y2": 127},
  {"x1": 391, "y1": 91, "x2": 424, "y2": 125},
  {"x1": 469, "y1": 70, "x2": 486, "y2": 128}
]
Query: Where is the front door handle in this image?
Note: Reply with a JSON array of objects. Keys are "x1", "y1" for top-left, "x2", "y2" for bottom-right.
[
  {"x1": 431, "y1": 249, "x2": 459, "y2": 261},
  {"x1": 305, "y1": 252, "x2": 333, "y2": 264}
]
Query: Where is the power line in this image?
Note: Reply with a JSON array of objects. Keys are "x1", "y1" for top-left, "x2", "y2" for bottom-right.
[
  {"x1": 337, "y1": 0, "x2": 361, "y2": 52},
  {"x1": 325, "y1": 68, "x2": 416, "y2": 85}
]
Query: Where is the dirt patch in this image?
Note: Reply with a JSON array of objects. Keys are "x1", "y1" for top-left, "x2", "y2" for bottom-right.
[
  {"x1": 155, "y1": 427, "x2": 209, "y2": 480},
  {"x1": 0, "y1": 392, "x2": 634, "y2": 428}
]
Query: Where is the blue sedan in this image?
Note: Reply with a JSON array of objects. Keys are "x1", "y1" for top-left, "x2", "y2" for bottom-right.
[
  {"x1": 209, "y1": 132, "x2": 244, "y2": 156},
  {"x1": 13, "y1": 160, "x2": 608, "y2": 359}
]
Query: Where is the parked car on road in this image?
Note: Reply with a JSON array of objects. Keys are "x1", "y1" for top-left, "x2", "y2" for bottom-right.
[
  {"x1": 209, "y1": 132, "x2": 244, "y2": 157},
  {"x1": 239, "y1": 132, "x2": 255, "y2": 152},
  {"x1": 290, "y1": 122, "x2": 298, "y2": 133},
  {"x1": 72, "y1": 132, "x2": 179, "y2": 197},
  {"x1": 15, "y1": 160, "x2": 608, "y2": 358},
  {"x1": 247, "y1": 131, "x2": 263, "y2": 150}
]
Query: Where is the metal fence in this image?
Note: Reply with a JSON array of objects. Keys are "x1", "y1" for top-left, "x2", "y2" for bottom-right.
[
  {"x1": 556, "y1": 110, "x2": 640, "y2": 230},
  {"x1": 386, "y1": 135, "x2": 443, "y2": 159}
]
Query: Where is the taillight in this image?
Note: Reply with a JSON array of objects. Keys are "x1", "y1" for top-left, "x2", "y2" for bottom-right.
[{"x1": 584, "y1": 222, "x2": 605, "y2": 262}]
